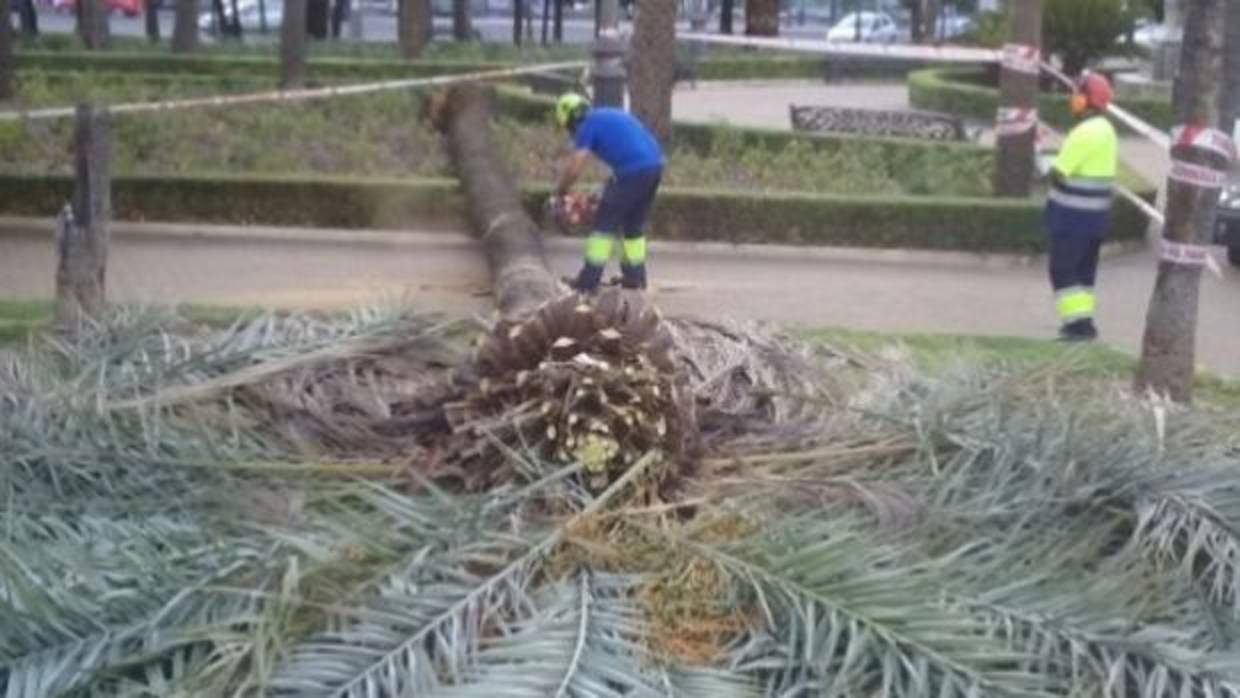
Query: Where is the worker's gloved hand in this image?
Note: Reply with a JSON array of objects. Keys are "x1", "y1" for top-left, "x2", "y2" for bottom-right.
[{"x1": 1034, "y1": 150, "x2": 1056, "y2": 178}]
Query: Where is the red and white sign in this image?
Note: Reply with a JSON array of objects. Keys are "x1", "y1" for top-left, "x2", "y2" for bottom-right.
[
  {"x1": 1171, "y1": 124, "x2": 1238, "y2": 162},
  {"x1": 1001, "y1": 43, "x2": 1041, "y2": 75},
  {"x1": 1160, "y1": 240, "x2": 1223, "y2": 276},
  {"x1": 1168, "y1": 159, "x2": 1229, "y2": 189}
]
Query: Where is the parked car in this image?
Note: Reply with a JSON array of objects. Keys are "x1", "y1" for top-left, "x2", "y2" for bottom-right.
[
  {"x1": 826, "y1": 11, "x2": 901, "y2": 43},
  {"x1": 1214, "y1": 175, "x2": 1240, "y2": 268},
  {"x1": 52, "y1": 0, "x2": 141, "y2": 17},
  {"x1": 1128, "y1": 19, "x2": 1180, "y2": 50},
  {"x1": 199, "y1": 0, "x2": 283, "y2": 33}
]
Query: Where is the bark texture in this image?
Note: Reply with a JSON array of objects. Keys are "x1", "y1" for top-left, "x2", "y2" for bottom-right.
[
  {"x1": 718, "y1": 0, "x2": 733, "y2": 34},
  {"x1": 993, "y1": 0, "x2": 1041, "y2": 197},
  {"x1": 1135, "y1": 0, "x2": 1228, "y2": 402},
  {"x1": 172, "y1": 0, "x2": 200, "y2": 52},
  {"x1": 55, "y1": 106, "x2": 112, "y2": 331},
  {"x1": 399, "y1": 0, "x2": 432, "y2": 57},
  {"x1": 281, "y1": 0, "x2": 308, "y2": 88},
  {"x1": 78, "y1": 0, "x2": 112, "y2": 49},
  {"x1": 629, "y1": 0, "x2": 675, "y2": 144},
  {"x1": 744, "y1": 0, "x2": 778, "y2": 36},
  {"x1": 429, "y1": 84, "x2": 559, "y2": 320},
  {"x1": 0, "y1": 0, "x2": 13, "y2": 102}
]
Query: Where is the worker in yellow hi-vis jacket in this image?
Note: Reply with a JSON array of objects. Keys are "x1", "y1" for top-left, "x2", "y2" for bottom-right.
[{"x1": 1041, "y1": 73, "x2": 1119, "y2": 342}]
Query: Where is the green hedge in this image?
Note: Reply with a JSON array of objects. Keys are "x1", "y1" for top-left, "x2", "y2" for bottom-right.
[
  {"x1": 0, "y1": 173, "x2": 1150, "y2": 255},
  {"x1": 908, "y1": 66, "x2": 1173, "y2": 132},
  {"x1": 14, "y1": 50, "x2": 507, "y2": 82}
]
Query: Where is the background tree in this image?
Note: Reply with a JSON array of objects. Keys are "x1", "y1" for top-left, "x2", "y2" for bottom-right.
[
  {"x1": 745, "y1": 0, "x2": 778, "y2": 35},
  {"x1": 452, "y1": 0, "x2": 473, "y2": 40},
  {"x1": 1220, "y1": 0, "x2": 1240, "y2": 136},
  {"x1": 0, "y1": 0, "x2": 13, "y2": 102},
  {"x1": 1043, "y1": 0, "x2": 1130, "y2": 76},
  {"x1": 399, "y1": 0, "x2": 432, "y2": 57},
  {"x1": 172, "y1": 0, "x2": 200, "y2": 52},
  {"x1": 281, "y1": 0, "x2": 308, "y2": 88},
  {"x1": 993, "y1": 0, "x2": 1041, "y2": 197},
  {"x1": 1135, "y1": 0, "x2": 1227, "y2": 401},
  {"x1": 77, "y1": 0, "x2": 111, "y2": 49},
  {"x1": 17, "y1": 0, "x2": 38, "y2": 36},
  {"x1": 145, "y1": 0, "x2": 160, "y2": 41},
  {"x1": 719, "y1": 0, "x2": 733, "y2": 34},
  {"x1": 307, "y1": 0, "x2": 330, "y2": 38},
  {"x1": 629, "y1": 0, "x2": 675, "y2": 144}
]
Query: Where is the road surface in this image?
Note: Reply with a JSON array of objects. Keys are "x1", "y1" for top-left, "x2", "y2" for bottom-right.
[{"x1": 2, "y1": 221, "x2": 1237, "y2": 377}]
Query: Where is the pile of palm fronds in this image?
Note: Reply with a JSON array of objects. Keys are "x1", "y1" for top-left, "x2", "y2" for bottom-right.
[{"x1": 4, "y1": 303, "x2": 1240, "y2": 697}]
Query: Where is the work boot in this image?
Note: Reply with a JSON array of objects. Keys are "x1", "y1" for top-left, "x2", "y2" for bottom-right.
[
  {"x1": 1056, "y1": 319, "x2": 1098, "y2": 343},
  {"x1": 571, "y1": 264, "x2": 606, "y2": 295},
  {"x1": 620, "y1": 263, "x2": 647, "y2": 291}
]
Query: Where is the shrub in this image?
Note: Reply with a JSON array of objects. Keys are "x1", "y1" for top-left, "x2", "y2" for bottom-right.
[{"x1": 1044, "y1": 0, "x2": 1132, "y2": 76}]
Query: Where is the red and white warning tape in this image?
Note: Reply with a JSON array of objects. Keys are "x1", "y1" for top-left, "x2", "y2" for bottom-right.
[
  {"x1": 1160, "y1": 239, "x2": 1224, "y2": 276},
  {"x1": 1168, "y1": 160, "x2": 1229, "y2": 188},
  {"x1": 0, "y1": 60, "x2": 588, "y2": 122},
  {"x1": 1171, "y1": 124, "x2": 1238, "y2": 160},
  {"x1": 1001, "y1": 43, "x2": 1040, "y2": 75},
  {"x1": 995, "y1": 106, "x2": 1038, "y2": 136},
  {"x1": 677, "y1": 32, "x2": 1001, "y2": 63}
]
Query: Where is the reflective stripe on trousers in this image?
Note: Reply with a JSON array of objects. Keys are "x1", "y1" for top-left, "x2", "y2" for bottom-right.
[{"x1": 1055, "y1": 286, "x2": 1096, "y2": 322}]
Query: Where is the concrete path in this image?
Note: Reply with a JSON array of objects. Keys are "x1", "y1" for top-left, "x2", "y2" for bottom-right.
[{"x1": 2, "y1": 220, "x2": 1237, "y2": 377}]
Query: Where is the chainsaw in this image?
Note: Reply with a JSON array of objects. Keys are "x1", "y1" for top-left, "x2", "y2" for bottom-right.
[{"x1": 543, "y1": 187, "x2": 602, "y2": 236}]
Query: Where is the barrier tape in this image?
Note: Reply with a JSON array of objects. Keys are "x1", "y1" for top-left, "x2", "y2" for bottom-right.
[
  {"x1": 1168, "y1": 159, "x2": 1229, "y2": 188},
  {"x1": 1171, "y1": 124, "x2": 1238, "y2": 161},
  {"x1": 1160, "y1": 239, "x2": 1224, "y2": 276},
  {"x1": 0, "y1": 61, "x2": 588, "y2": 122},
  {"x1": 996, "y1": 107, "x2": 1037, "y2": 136},
  {"x1": 677, "y1": 32, "x2": 1000, "y2": 63},
  {"x1": 1001, "y1": 43, "x2": 1040, "y2": 75}
]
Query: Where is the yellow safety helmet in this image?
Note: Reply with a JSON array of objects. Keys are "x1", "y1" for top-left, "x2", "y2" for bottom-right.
[{"x1": 555, "y1": 92, "x2": 590, "y2": 130}]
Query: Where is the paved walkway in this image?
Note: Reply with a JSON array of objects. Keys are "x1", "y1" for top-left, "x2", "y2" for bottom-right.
[{"x1": 2, "y1": 221, "x2": 1237, "y2": 377}]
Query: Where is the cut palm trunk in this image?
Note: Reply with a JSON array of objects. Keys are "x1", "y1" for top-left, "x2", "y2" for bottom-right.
[{"x1": 429, "y1": 83, "x2": 697, "y2": 491}]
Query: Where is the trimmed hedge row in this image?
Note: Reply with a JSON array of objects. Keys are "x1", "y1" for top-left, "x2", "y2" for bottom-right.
[
  {"x1": 14, "y1": 51, "x2": 506, "y2": 81},
  {"x1": 908, "y1": 67, "x2": 1174, "y2": 132},
  {"x1": 0, "y1": 173, "x2": 1150, "y2": 255}
]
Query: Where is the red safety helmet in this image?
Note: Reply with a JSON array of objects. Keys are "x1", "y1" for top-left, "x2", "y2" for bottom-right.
[{"x1": 1070, "y1": 73, "x2": 1113, "y2": 116}]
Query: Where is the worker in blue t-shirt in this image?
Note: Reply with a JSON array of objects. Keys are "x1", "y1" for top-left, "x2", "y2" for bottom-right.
[{"x1": 552, "y1": 93, "x2": 664, "y2": 293}]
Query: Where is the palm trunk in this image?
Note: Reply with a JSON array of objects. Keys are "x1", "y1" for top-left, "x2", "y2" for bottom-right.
[
  {"x1": 1135, "y1": 0, "x2": 1228, "y2": 402},
  {"x1": 172, "y1": 0, "x2": 199, "y2": 52},
  {"x1": 145, "y1": 0, "x2": 161, "y2": 41},
  {"x1": 993, "y1": 0, "x2": 1042, "y2": 197},
  {"x1": 629, "y1": 0, "x2": 675, "y2": 145},
  {"x1": 744, "y1": 0, "x2": 777, "y2": 36},
  {"x1": 0, "y1": 0, "x2": 13, "y2": 102},
  {"x1": 281, "y1": 0, "x2": 308, "y2": 88},
  {"x1": 428, "y1": 84, "x2": 559, "y2": 320},
  {"x1": 78, "y1": 0, "x2": 112, "y2": 49},
  {"x1": 399, "y1": 0, "x2": 432, "y2": 57}
]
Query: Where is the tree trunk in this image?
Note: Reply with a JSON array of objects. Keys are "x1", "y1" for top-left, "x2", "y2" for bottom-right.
[
  {"x1": 744, "y1": 0, "x2": 777, "y2": 35},
  {"x1": 719, "y1": 0, "x2": 733, "y2": 34},
  {"x1": 1135, "y1": 0, "x2": 1228, "y2": 402},
  {"x1": 55, "y1": 105, "x2": 112, "y2": 331},
  {"x1": 281, "y1": 0, "x2": 308, "y2": 88},
  {"x1": 513, "y1": 0, "x2": 522, "y2": 43},
  {"x1": 172, "y1": 0, "x2": 199, "y2": 52},
  {"x1": 18, "y1": 0, "x2": 39, "y2": 36},
  {"x1": 553, "y1": 0, "x2": 562, "y2": 42},
  {"x1": 908, "y1": 0, "x2": 924, "y2": 43},
  {"x1": 145, "y1": 0, "x2": 161, "y2": 41},
  {"x1": 307, "y1": 0, "x2": 329, "y2": 38},
  {"x1": 452, "y1": 0, "x2": 472, "y2": 39},
  {"x1": 993, "y1": 0, "x2": 1042, "y2": 197},
  {"x1": 428, "y1": 84, "x2": 559, "y2": 320},
  {"x1": 78, "y1": 0, "x2": 112, "y2": 49},
  {"x1": 399, "y1": 0, "x2": 431, "y2": 57},
  {"x1": 924, "y1": 0, "x2": 940, "y2": 41},
  {"x1": 0, "y1": 0, "x2": 13, "y2": 102},
  {"x1": 1220, "y1": 0, "x2": 1240, "y2": 135},
  {"x1": 629, "y1": 0, "x2": 675, "y2": 145}
]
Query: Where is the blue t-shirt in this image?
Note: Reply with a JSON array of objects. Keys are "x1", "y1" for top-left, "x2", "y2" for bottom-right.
[{"x1": 573, "y1": 108, "x2": 664, "y2": 177}]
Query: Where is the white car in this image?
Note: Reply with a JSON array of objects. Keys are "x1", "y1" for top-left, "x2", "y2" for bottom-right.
[
  {"x1": 199, "y1": 0, "x2": 284, "y2": 33},
  {"x1": 1129, "y1": 19, "x2": 1181, "y2": 50},
  {"x1": 826, "y1": 11, "x2": 901, "y2": 43}
]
